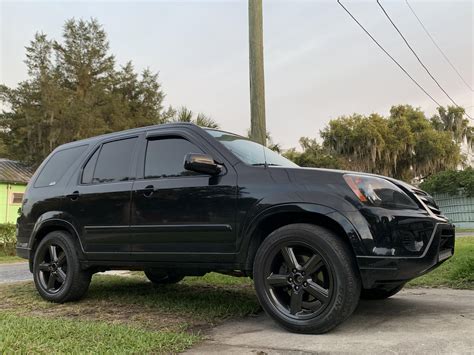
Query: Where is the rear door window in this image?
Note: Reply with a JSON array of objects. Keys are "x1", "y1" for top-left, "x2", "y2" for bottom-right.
[{"x1": 35, "y1": 145, "x2": 87, "y2": 187}]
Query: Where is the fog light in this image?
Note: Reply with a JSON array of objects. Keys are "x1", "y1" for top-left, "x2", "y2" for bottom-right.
[{"x1": 400, "y1": 231, "x2": 424, "y2": 252}]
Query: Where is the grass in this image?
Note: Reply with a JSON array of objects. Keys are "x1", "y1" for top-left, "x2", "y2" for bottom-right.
[
  {"x1": 408, "y1": 237, "x2": 474, "y2": 289},
  {"x1": 1, "y1": 312, "x2": 198, "y2": 354},
  {"x1": 1, "y1": 237, "x2": 471, "y2": 352},
  {"x1": 455, "y1": 228, "x2": 474, "y2": 233},
  {"x1": 0, "y1": 272, "x2": 260, "y2": 353},
  {"x1": 0, "y1": 250, "x2": 23, "y2": 264}
]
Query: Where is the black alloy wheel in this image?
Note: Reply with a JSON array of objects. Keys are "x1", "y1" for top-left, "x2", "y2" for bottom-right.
[
  {"x1": 254, "y1": 224, "x2": 361, "y2": 334},
  {"x1": 265, "y1": 243, "x2": 333, "y2": 318},
  {"x1": 33, "y1": 231, "x2": 92, "y2": 303},
  {"x1": 37, "y1": 243, "x2": 68, "y2": 294}
]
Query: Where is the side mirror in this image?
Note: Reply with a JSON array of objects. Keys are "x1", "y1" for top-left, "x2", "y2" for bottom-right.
[{"x1": 184, "y1": 153, "x2": 222, "y2": 175}]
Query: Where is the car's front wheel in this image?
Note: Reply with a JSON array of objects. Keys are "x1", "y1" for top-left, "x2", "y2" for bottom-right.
[
  {"x1": 253, "y1": 223, "x2": 361, "y2": 334},
  {"x1": 33, "y1": 231, "x2": 91, "y2": 303}
]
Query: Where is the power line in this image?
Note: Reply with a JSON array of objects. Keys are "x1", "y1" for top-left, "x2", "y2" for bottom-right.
[
  {"x1": 405, "y1": 0, "x2": 473, "y2": 92},
  {"x1": 376, "y1": 0, "x2": 472, "y2": 119},
  {"x1": 336, "y1": 0, "x2": 442, "y2": 108}
]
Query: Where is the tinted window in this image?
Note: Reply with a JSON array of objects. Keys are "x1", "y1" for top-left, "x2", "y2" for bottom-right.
[
  {"x1": 81, "y1": 148, "x2": 99, "y2": 184},
  {"x1": 205, "y1": 129, "x2": 298, "y2": 167},
  {"x1": 145, "y1": 137, "x2": 203, "y2": 179},
  {"x1": 35, "y1": 145, "x2": 87, "y2": 187},
  {"x1": 93, "y1": 138, "x2": 137, "y2": 184}
]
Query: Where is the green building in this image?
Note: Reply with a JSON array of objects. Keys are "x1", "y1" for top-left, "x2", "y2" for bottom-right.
[{"x1": 0, "y1": 159, "x2": 34, "y2": 224}]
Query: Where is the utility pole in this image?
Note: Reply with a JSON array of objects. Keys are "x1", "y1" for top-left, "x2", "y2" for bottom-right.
[{"x1": 248, "y1": 0, "x2": 266, "y2": 146}]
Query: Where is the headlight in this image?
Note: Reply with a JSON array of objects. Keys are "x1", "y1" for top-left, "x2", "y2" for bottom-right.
[{"x1": 343, "y1": 174, "x2": 419, "y2": 210}]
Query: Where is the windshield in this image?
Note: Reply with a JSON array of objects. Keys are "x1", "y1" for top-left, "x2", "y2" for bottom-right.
[{"x1": 206, "y1": 129, "x2": 298, "y2": 168}]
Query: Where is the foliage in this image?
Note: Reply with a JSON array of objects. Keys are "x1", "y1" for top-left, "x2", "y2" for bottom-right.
[
  {"x1": 420, "y1": 168, "x2": 474, "y2": 196},
  {"x1": 283, "y1": 137, "x2": 346, "y2": 169},
  {"x1": 0, "y1": 19, "x2": 215, "y2": 167},
  {"x1": 431, "y1": 106, "x2": 472, "y2": 147},
  {"x1": 319, "y1": 105, "x2": 461, "y2": 180},
  {"x1": 169, "y1": 106, "x2": 219, "y2": 128},
  {"x1": 408, "y1": 237, "x2": 474, "y2": 289},
  {"x1": 0, "y1": 224, "x2": 16, "y2": 256}
]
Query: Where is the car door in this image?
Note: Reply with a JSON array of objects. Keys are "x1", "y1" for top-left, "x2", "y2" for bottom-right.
[
  {"x1": 130, "y1": 130, "x2": 238, "y2": 263},
  {"x1": 63, "y1": 136, "x2": 139, "y2": 258}
]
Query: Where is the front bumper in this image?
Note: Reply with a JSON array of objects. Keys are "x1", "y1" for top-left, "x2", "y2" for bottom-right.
[{"x1": 357, "y1": 222, "x2": 455, "y2": 288}]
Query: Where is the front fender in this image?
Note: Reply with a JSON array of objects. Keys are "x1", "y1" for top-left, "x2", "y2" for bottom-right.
[{"x1": 239, "y1": 202, "x2": 369, "y2": 263}]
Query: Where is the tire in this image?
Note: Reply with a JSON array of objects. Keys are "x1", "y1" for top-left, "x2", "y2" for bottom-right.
[
  {"x1": 253, "y1": 223, "x2": 361, "y2": 334},
  {"x1": 33, "y1": 231, "x2": 91, "y2": 303},
  {"x1": 361, "y1": 283, "x2": 405, "y2": 300},
  {"x1": 144, "y1": 269, "x2": 184, "y2": 285}
]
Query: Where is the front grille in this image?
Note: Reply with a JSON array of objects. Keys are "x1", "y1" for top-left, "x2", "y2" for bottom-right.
[{"x1": 412, "y1": 189, "x2": 441, "y2": 215}]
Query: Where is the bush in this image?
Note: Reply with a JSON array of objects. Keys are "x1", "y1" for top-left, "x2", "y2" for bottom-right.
[
  {"x1": 420, "y1": 168, "x2": 474, "y2": 197},
  {"x1": 0, "y1": 224, "x2": 16, "y2": 256}
]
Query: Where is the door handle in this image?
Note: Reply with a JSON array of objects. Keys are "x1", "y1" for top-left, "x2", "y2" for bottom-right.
[
  {"x1": 142, "y1": 185, "x2": 154, "y2": 197},
  {"x1": 67, "y1": 191, "x2": 80, "y2": 201}
]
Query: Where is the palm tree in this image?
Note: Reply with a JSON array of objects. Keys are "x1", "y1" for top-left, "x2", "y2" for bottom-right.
[{"x1": 170, "y1": 106, "x2": 220, "y2": 129}]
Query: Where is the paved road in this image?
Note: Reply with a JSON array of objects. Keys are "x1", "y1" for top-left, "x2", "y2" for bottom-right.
[
  {"x1": 0, "y1": 262, "x2": 31, "y2": 284},
  {"x1": 0, "y1": 262, "x2": 128, "y2": 283},
  {"x1": 188, "y1": 288, "x2": 474, "y2": 354}
]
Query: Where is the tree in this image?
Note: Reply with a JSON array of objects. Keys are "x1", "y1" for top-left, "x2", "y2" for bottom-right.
[
  {"x1": 431, "y1": 106, "x2": 473, "y2": 148},
  {"x1": 320, "y1": 105, "x2": 461, "y2": 180},
  {"x1": 420, "y1": 168, "x2": 474, "y2": 196},
  {"x1": 169, "y1": 106, "x2": 219, "y2": 128},
  {"x1": 283, "y1": 137, "x2": 345, "y2": 169},
  {"x1": 0, "y1": 19, "x2": 170, "y2": 166}
]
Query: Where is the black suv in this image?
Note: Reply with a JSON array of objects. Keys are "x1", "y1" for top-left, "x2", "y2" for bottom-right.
[{"x1": 16, "y1": 123, "x2": 454, "y2": 333}]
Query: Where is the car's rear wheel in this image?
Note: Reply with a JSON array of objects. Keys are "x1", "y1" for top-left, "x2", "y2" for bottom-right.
[
  {"x1": 144, "y1": 269, "x2": 184, "y2": 285},
  {"x1": 253, "y1": 223, "x2": 361, "y2": 334},
  {"x1": 33, "y1": 231, "x2": 91, "y2": 303},
  {"x1": 360, "y1": 283, "x2": 405, "y2": 300}
]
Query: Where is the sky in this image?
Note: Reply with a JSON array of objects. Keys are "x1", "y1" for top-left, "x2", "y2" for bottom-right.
[{"x1": 1, "y1": 0, "x2": 473, "y2": 149}]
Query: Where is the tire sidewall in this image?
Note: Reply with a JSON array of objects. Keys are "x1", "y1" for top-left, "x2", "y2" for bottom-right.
[
  {"x1": 253, "y1": 224, "x2": 360, "y2": 333},
  {"x1": 33, "y1": 231, "x2": 81, "y2": 302}
]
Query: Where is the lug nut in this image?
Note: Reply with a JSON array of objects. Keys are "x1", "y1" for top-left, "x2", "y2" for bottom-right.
[
  {"x1": 303, "y1": 282, "x2": 308, "y2": 287},
  {"x1": 292, "y1": 269, "x2": 297, "y2": 273},
  {"x1": 288, "y1": 277, "x2": 293, "y2": 282},
  {"x1": 295, "y1": 285, "x2": 299, "y2": 291}
]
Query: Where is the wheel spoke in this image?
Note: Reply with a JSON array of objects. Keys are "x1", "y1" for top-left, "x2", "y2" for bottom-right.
[
  {"x1": 290, "y1": 290, "x2": 303, "y2": 315},
  {"x1": 266, "y1": 273, "x2": 289, "y2": 287},
  {"x1": 47, "y1": 273, "x2": 56, "y2": 290},
  {"x1": 38, "y1": 262, "x2": 50, "y2": 272},
  {"x1": 306, "y1": 280, "x2": 329, "y2": 303},
  {"x1": 56, "y1": 268, "x2": 66, "y2": 283},
  {"x1": 303, "y1": 254, "x2": 323, "y2": 275},
  {"x1": 57, "y1": 252, "x2": 66, "y2": 266},
  {"x1": 49, "y1": 245, "x2": 58, "y2": 262},
  {"x1": 281, "y1": 246, "x2": 300, "y2": 270}
]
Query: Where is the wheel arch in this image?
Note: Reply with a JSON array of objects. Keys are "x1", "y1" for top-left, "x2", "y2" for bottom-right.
[
  {"x1": 242, "y1": 203, "x2": 367, "y2": 272},
  {"x1": 28, "y1": 217, "x2": 84, "y2": 272}
]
